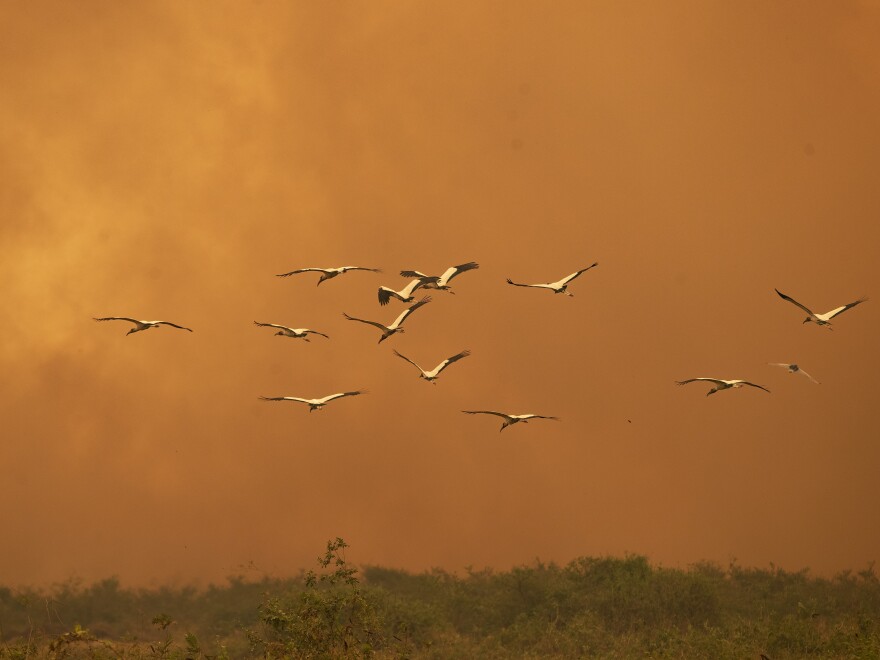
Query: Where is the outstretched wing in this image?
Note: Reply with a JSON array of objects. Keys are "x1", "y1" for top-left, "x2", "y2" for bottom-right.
[
  {"x1": 400, "y1": 278, "x2": 425, "y2": 297},
  {"x1": 392, "y1": 350, "x2": 424, "y2": 373},
  {"x1": 823, "y1": 297, "x2": 867, "y2": 320},
  {"x1": 506, "y1": 278, "x2": 550, "y2": 289},
  {"x1": 276, "y1": 268, "x2": 327, "y2": 278},
  {"x1": 340, "y1": 266, "x2": 382, "y2": 273},
  {"x1": 93, "y1": 317, "x2": 140, "y2": 324},
  {"x1": 378, "y1": 279, "x2": 424, "y2": 305},
  {"x1": 391, "y1": 296, "x2": 432, "y2": 328},
  {"x1": 254, "y1": 321, "x2": 294, "y2": 332},
  {"x1": 377, "y1": 287, "x2": 396, "y2": 305},
  {"x1": 434, "y1": 350, "x2": 471, "y2": 374},
  {"x1": 155, "y1": 321, "x2": 193, "y2": 332},
  {"x1": 739, "y1": 381, "x2": 771, "y2": 393},
  {"x1": 796, "y1": 368, "x2": 820, "y2": 385},
  {"x1": 675, "y1": 378, "x2": 726, "y2": 387},
  {"x1": 343, "y1": 313, "x2": 388, "y2": 332},
  {"x1": 523, "y1": 414, "x2": 560, "y2": 421},
  {"x1": 319, "y1": 390, "x2": 365, "y2": 404},
  {"x1": 303, "y1": 329, "x2": 329, "y2": 338},
  {"x1": 775, "y1": 289, "x2": 815, "y2": 316},
  {"x1": 399, "y1": 269, "x2": 431, "y2": 279},
  {"x1": 437, "y1": 261, "x2": 479, "y2": 286},
  {"x1": 259, "y1": 396, "x2": 311, "y2": 404},
  {"x1": 556, "y1": 263, "x2": 598, "y2": 286},
  {"x1": 462, "y1": 410, "x2": 511, "y2": 419}
]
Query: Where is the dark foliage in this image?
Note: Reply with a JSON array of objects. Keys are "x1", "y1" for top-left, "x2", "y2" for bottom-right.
[{"x1": 1, "y1": 546, "x2": 879, "y2": 658}]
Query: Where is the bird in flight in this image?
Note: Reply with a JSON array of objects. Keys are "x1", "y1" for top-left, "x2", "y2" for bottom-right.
[
  {"x1": 768, "y1": 363, "x2": 820, "y2": 384},
  {"x1": 676, "y1": 378, "x2": 770, "y2": 396},
  {"x1": 93, "y1": 317, "x2": 193, "y2": 335},
  {"x1": 259, "y1": 391, "x2": 364, "y2": 412},
  {"x1": 774, "y1": 289, "x2": 866, "y2": 328},
  {"x1": 462, "y1": 410, "x2": 559, "y2": 432},
  {"x1": 275, "y1": 266, "x2": 381, "y2": 286},
  {"x1": 506, "y1": 263, "x2": 598, "y2": 296},
  {"x1": 253, "y1": 322, "x2": 329, "y2": 341},
  {"x1": 399, "y1": 261, "x2": 479, "y2": 293},
  {"x1": 343, "y1": 296, "x2": 432, "y2": 343},
  {"x1": 392, "y1": 349, "x2": 470, "y2": 383},
  {"x1": 377, "y1": 278, "x2": 428, "y2": 306}
]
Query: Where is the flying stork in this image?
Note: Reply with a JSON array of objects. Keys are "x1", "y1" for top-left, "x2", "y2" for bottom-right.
[
  {"x1": 343, "y1": 296, "x2": 432, "y2": 343},
  {"x1": 399, "y1": 261, "x2": 479, "y2": 293},
  {"x1": 775, "y1": 289, "x2": 866, "y2": 328},
  {"x1": 506, "y1": 263, "x2": 598, "y2": 296},
  {"x1": 275, "y1": 266, "x2": 381, "y2": 286},
  {"x1": 768, "y1": 363, "x2": 820, "y2": 384},
  {"x1": 253, "y1": 322, "x2": 329, "y2": 341},
  {"x1": 392, "y1": 349, "x2": 470, "y2": 383},
  {"x1": 259, "y1": 391, "x2": 364, "y2": 412},
  {"x1": 675, "y1": 378, "x2": 771, "y2": 396},
  {"x1": 377, "y1": 278, "x2": 427, "y2": 306},
  {"x1": 461, "y1": 410, "x2": 559, "y2": 432},
  {"x1": 93, "y1": 317, "x2": 193, "y2": 335}
]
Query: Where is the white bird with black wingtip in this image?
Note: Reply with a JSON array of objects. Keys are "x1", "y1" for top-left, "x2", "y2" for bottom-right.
[
  {"x1": 276, "y1": 266, "x2": 381, "y2": 286},
  {"x1": 253, "y1": 321, "x2": 329, "y2": 341},
  {"x1": 377, "y1": 278, "x2": 428, "y2": 306},
  {"x1": 343, "y1": 296, "x2": 432, "y2": 343},
  {"x1": 93, "y1": 317, "x2": 193, "y2": 335},
  {"x1": 768, "y1": 363, "x2": 820, "y2": 385},
  {"x1": 775, "y1": 289, "x2": 866, "y2": 328},
  {"x1": 393, "y1": 349, "x2": 470, "y2": 384},
  {"x1": 506, "y1": 263, "x2": 598, "y2": 296},
  {"x1": 676, "y1": 378, "x2": 771, "y2": 397},
  {"x1": 259, "y1": 391, "x2": 365, "y2": 412},
  {"x1": 399, "y1": 261, "x2": 480, "y2": 293},
  {"x1": 462, "y1": 410, "x2": 560, "y2": 432}
]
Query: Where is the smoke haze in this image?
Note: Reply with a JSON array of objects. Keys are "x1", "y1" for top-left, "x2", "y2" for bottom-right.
[{"x1": 1, "y1": 1, "x2": 879, "y2": 587}]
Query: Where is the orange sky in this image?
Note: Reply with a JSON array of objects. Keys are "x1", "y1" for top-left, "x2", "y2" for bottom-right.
[{"x1": 2, "y1": 1, "x2": 879, "y2": 588}]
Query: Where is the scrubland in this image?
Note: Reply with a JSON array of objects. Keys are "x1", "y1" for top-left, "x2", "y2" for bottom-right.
[{"x1": 2, "y1": 539, "x2": 879, "y2": 659}]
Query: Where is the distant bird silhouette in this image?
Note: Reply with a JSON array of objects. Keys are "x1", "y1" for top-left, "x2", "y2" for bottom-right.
[
  {"x1": 393, "y1": 349, "x2": 470, "y2": 383},
  {"x1": 93, "y1": 317, "x2": 193, "y2": 335},
  {"x1": 506, "y1": 263, "x2": 598, "y2": 296},
  {"x1": 462, "y1": 410, "x2": 559, "y2": 432},
  {"x1": 259, "y1": 391, "x2": 364, "y2": 412},
  {"x1": 343, "y1": 296, "x2": 432, "y2": 343},
  {"x1": 768, "y1": 363, "x2": 820, "y2": 384},
  {"x1": 775, "y1": 289, "x2": 866, "y2": 328},
  {"x1": 676, "y1": 378, "x2": 770, "y2": 396},
  {"x1": 253, "y1": 322, "x2": 329, "y2": 341},
  {"x1": 399, "y1": 261, "x2": 480, "y2": 292},
  {"x1": 275, "y1": 266, "x2": 381, "y2": 286}
]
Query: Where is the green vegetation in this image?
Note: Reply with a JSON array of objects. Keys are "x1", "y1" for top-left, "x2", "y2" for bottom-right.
[{"x1": 1, "y1": 540, "x2": 879, "y2": 658}]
